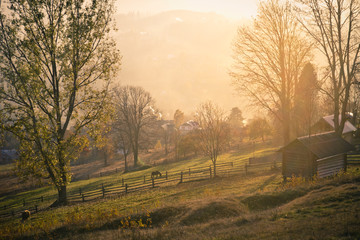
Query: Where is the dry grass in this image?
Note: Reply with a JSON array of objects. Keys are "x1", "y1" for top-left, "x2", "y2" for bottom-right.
[{"x1": 1, "y1": 168, "x2": 360, "y2": 240}]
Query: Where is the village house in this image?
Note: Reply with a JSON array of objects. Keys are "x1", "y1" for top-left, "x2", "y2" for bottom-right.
[
  {"x1": 179, "y1": 120, "x2": 199, "y2": 134},
  {"x1": 312, "y1": 113, "x2": 356, "y2": 143}
]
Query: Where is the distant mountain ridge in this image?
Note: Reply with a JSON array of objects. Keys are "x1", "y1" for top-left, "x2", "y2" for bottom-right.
[{"x1": 113, "y1": 10, "x2": 249, "y2": 118}]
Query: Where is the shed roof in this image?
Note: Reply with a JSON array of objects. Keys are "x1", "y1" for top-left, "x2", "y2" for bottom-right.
[
  {"x1": 322, "y1": 114, "x2": 356, "y2": 134},
  {"x1": 283, "y1": 131, "x2": 354, "y2": 159}
]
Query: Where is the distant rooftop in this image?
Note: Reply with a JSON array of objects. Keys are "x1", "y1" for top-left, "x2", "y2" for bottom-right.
[{"x1": 322, "y1": 114, "x2": 356, "y2": 134}]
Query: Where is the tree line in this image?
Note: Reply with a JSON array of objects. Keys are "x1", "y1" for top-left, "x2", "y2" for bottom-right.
[{"x1": 231, "y1": 0, "x2": 360, "y2": 145}]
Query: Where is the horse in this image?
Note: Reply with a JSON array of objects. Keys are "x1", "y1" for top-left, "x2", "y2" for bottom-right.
[
  {"x1": 151, "y1": 171, "x2": 162, "y2": 179},
  {"x1": 22, "y1": 210, "x2": 31, "y2": 221}
]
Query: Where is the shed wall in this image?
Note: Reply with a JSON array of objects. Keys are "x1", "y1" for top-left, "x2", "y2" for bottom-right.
[
  {"x1": 283, "y1": 150, "x2": 314, "y2": 178},
  {"x1": 316, "y1": 154, "x2": 345, "y2": 178}
]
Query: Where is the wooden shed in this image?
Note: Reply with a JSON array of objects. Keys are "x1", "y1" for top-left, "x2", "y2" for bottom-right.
[{"x1": 281, "y1": 132, "x2": 354, "y2": 179}]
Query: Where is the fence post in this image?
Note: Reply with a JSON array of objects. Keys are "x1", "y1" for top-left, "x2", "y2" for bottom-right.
[
  {"x1": 79, "y1": 188, "x2": 82, "y2": 195},
  {"x1": 35, "y1": 205, "x2": 38, "y2": 213},
  {"x1": 41, "y1": 196, "x2": 44, "y2": 202},
  {"x1": 144, "y1": 175, "x2": 146, "y2": 184},
  {"x1": 166, "y1": 171, "x2": 168, "y2": 180},
  {"x1": 152, "y1": 178, "x2": 155, "y2": 188},
  {"x1": 180, "y1": 171, "x2": 183, "y2": 183},
  {"x1": 82, "y1": 194, "x2": 85, "y2": 202},
  {"x1": 116, "y1": 168, "x2": 118, "y2": 173},
  {"x1": 122, "y1": 178, "x2": 124, "y2": 187},
  {"x1": 11, "y1": 210, "x2": 14, "y2": 216},
  {"x1": 87, "y1": 174, "x2": 90, "y2": 180},
  {"x1": 100, "y1": 172, "x2": 102, "y2": 177},
  {"x1": 102, "y1": 184, "x2": 105, "y2": 198},
  {"x1": 245, "y1": 164, "x2": 248, "y2": 176},
  {"x1": 23, "y1": 199, "x2": 26, "y2": 206},
  {"x1": 125, "y1": 184, "x2": 128, "y2": 194},
  {"x1": 209, "y1": 166, "x2": 212, "y2": 179}
]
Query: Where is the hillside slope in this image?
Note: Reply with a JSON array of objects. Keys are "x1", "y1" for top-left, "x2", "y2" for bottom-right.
[{"x1": 2, "y1": 168, "x2": 360, "y2": 240}]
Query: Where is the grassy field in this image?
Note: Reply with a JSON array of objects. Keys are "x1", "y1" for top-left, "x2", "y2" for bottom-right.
[
  {"x1": 0, "y1": 141, "x2": 278, "y2": 214},
  {"x1": 1, "y1": 142, "x2": 360, "y2": 239}
]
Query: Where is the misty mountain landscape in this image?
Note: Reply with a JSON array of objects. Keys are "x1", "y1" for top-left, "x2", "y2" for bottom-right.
[
  {"x1": 113, "y1": 10, "x2": 245, "y2": 117},
  {"x1": 1, "y1": 0, "x2": 360, "y2": 239}
]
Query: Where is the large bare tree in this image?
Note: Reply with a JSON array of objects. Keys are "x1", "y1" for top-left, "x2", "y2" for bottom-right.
[
  {"x1": 196, "y1": 101, "x2": 229, "y2": 177},
  {"x1": 295, "y1": 0, "x2": 360, "y2": 136},
  {"x1": 113, "y1": 86, "x2": 157, "y2": 167},
  {"x1": 230, "y1": 0, "x2": 312, "y2": 144},
  {"x1": 0, "y1": 0, "x2": 120, "y2": 205}
]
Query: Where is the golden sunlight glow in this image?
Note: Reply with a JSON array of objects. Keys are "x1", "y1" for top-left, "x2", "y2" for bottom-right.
[{"x1": 115, "y1": 0, "x2": 258, "y2": 20}]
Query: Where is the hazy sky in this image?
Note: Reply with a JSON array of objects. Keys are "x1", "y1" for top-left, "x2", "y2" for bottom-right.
[
  {"x1": 113, "y1": 1, "x2": 259, "y2": 119},
  {"x1": 115, "y1": 0, "x2": 259, "y2": 20}
]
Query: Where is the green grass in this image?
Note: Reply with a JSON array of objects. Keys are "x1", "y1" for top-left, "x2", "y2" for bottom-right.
[
  {"x1": 2, "y1": 143, "x2": 359, "y2": 239},
  {"x1": 1, "y1": 168, "x2": 360, "y2": 239},
  {"x1": 0, "y1": 163, "x2": 14, "y2": 173},
  {"x1": 0, "y1": 144, "x2": 279, "y2": 210}
]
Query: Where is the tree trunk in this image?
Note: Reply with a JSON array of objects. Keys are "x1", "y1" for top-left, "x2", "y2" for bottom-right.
[
  {"x1": 124, "y1": 154, "x2": 128, "y2": 172},
  {"x1": 104, "y1": 150, "x2": 108, "y2": 166},
  {"x1": 133, "y1": 146, "x2": 138, "y2": 167},
  {"x1": 58, "y1": 185, "x2": 67, "y2": 206},
  {"x1": 213, "y1": 161, "x2": 217, "y2": 177}
]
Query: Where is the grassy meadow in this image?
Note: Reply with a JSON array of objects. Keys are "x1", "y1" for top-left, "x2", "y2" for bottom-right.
[{"x1": 0, "y1": 142, "x2": 359, "y2": 239}]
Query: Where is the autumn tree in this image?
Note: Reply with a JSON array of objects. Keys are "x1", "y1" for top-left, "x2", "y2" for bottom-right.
[
  {"x1": 173, "y1": 109, "x2": 184, "y2": 160},
  {"x1": 351, "y1": 64, "x2": 360, "y2": 127},
  {"x1": 112, "y1": 122, "x2": 132, "y2": 172},
  {"x1": 293, "y1": 63, "x2": 319, "y2": 137},
  {"x1": 113, "y1": 86, "x2": 157, "y2": 167},
  {"x1": 228, "y1": 107, "x2": 244, "y2": 142},
  {"x1": 161, "y1": 122, "x2": 174, "y2": 155},
  {"x1": 178, "y1": 131, "x2": 199, "y2": 159},
  {"x1": 295, "y1": 0, "x2": 360, "y2": 136},
  {"x1": 90, "y1": 121, "x2": 114, "y2": 167},
  {"x1": 248, "y1": 117, "x2": 273, "y2": 142},
  {"x1": 230, "y1": 0, "x2": 312, "y2": 144},
  {"x1": 0, "y1": 0, "x2": 120, "y2": 205},
  {"x1": 196, "y1": 102, "x2": 229, "y2": 177}
]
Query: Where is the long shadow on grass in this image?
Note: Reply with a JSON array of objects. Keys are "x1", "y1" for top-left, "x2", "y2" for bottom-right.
[
  {"x1": 15, "y1": 206, "x2": 188, "y2": 240},
  {"x1": 251, "y1": 174, "x2": 278, "y2": 193}
]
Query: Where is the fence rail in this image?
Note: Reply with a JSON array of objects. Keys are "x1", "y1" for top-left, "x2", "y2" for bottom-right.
[
  {"x1": 0, "y1": 159, "x2": 281, "y2": 220},
  {"x1": 347, "y1": 154, "x2": 360, "y2": 165}
]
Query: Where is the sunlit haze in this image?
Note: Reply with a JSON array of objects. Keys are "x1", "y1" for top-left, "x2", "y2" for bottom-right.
[
  {"x1": 113, "y1": 1, "x2": 258, "y2": 119},
  {"x1": 115, "y1": 0, "x2": 258, "y2": 20}
]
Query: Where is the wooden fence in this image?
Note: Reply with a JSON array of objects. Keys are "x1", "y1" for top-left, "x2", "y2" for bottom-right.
[
  {"x1": 0, "y1": 159, "x2": 281, "y2": 220},
  {"x1": 347, "y1": 153, "x2": 360, "y2": 165}
]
